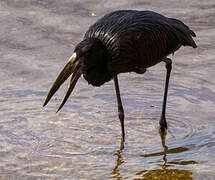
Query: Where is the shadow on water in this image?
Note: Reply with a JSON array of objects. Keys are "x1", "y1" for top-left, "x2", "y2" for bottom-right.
[{"x1": 111, "y1": 130, "x2": 196, "y2": 180}]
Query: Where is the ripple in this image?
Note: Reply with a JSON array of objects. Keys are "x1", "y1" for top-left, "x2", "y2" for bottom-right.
[
  {"x1": 167, "y1": 116, "x2": 195, "y2": 141},
  {"x1": 1, "y1": 0, "x2": 215, "y2": 179}
]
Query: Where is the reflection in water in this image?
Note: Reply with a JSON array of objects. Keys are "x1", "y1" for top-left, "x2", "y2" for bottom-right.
[
  {"x1": 136, "y1": 169, "x2": 193, "y2": 180},
  {"x1": 112, "y1": 138, "x2": 124, "y2": 179},
  {"x1": 112, "y1": 130, "x2": 196, "y2": 179}
]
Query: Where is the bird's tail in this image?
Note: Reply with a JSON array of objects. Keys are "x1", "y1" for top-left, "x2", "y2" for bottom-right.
[{"x1": 168, "y1": 18, "x2": 197, "y2": 48}]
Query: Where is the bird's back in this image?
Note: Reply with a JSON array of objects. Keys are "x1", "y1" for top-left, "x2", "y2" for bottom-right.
[{"x1": 85, "y1": 10, "x2": 197, "y2": 76}]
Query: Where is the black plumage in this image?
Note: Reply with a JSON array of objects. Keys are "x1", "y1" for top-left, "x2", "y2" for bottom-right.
[{"x1": 43, "y1": 10, "x2": 197, "y2": 141}]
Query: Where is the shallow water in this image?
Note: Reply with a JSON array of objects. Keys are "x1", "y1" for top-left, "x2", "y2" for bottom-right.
[{"x1": 0, "y1": 0, "x2": 215, "y2": 179}]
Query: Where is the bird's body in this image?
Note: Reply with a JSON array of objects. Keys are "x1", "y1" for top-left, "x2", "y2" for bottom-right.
[
  {"x1": 83, "y1": 10, "x2": 196, "y2": 85},
  {"x1": 43, "y1": 10, "x2": 197, "y2": 142}
]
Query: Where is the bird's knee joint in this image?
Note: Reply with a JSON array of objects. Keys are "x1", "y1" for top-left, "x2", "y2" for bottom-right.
[
  {"x1": 164, "y1": 58, "x2": 172, "y2": 64},
  {"x1": 160, "y1": 116, "x2": 167, "y2": 129},
  {"x1": 166, "y1": 62, "x2": 172, "y2": 71},
  {"x1": 118, "y1": 111, "x2": 124, "y2": 121},
  {"x1": 164, "y1": 58, "x2": 172, "y2": 65}
]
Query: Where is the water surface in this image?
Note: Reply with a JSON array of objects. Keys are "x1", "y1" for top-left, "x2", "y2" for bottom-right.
[{"x1": 0, "y1": 0, "x2": 215, "y2": 179}]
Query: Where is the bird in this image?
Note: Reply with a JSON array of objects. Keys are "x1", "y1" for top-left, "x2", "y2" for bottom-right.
[{"x1": 43, "y1": 10, "x2": 197, "y2": 142}]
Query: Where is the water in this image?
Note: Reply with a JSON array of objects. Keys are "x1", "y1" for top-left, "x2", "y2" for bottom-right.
[{"x1": 0, "y1": 0, "x2": 215, "y2": 179}]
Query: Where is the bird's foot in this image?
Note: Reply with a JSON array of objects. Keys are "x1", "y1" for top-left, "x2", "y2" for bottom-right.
[
  {"x1": 121, "y1": 129, "x2": 125, "y2": 143},
  {"x1": 120, "y1": 136, "x2": 125, "y2": 151},
  {"x1": 159, "y1": 115, "x2": 167, "y2": 129},
  {"x1": 159, "y1": 116, "x2": 167, "y2": 145},
  {"x1": 159, "y1": 126, "x2": 167, "y2": 140}
]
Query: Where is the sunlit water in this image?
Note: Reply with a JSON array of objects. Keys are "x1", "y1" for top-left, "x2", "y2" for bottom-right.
[{"x1": 0, "y1": 0, "x2": 215, "y2": 179}]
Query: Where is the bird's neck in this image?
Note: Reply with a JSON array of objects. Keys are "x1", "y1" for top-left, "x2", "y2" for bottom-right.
[{"x1": 75, "y1": 38, "x2": 112, "y2": 86}]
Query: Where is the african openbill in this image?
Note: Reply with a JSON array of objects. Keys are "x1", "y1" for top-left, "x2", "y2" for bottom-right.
[{"x1": 43, "y1": 10, "x2": 197, "y2": 141}]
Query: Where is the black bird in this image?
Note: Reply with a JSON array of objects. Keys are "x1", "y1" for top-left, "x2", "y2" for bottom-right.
[{"x1": 43, "y1": 10, "x2": 197, "y2": 141}]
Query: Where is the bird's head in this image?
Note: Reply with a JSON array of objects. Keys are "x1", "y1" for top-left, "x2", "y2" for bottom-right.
[{"x1": 43, "y1": 38, "x2": 111, "y2": 112}]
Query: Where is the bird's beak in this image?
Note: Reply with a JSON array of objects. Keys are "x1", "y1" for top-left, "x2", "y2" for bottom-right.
[{"x1": 43, "y1": 52, "x2": 82, "y2": 112}]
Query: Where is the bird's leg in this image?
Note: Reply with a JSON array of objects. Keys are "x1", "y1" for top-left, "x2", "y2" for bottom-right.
[
  {"x1": 114, "y1": 76, "x2": 125, "y2": 142},
  {"x1": 159, "y1": 58, "x2": 172, "y2": 134}
]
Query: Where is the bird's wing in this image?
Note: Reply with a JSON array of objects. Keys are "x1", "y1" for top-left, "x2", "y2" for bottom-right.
[{"x1": 85, "y1": 10, "x2": 196, "y2": 75}]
